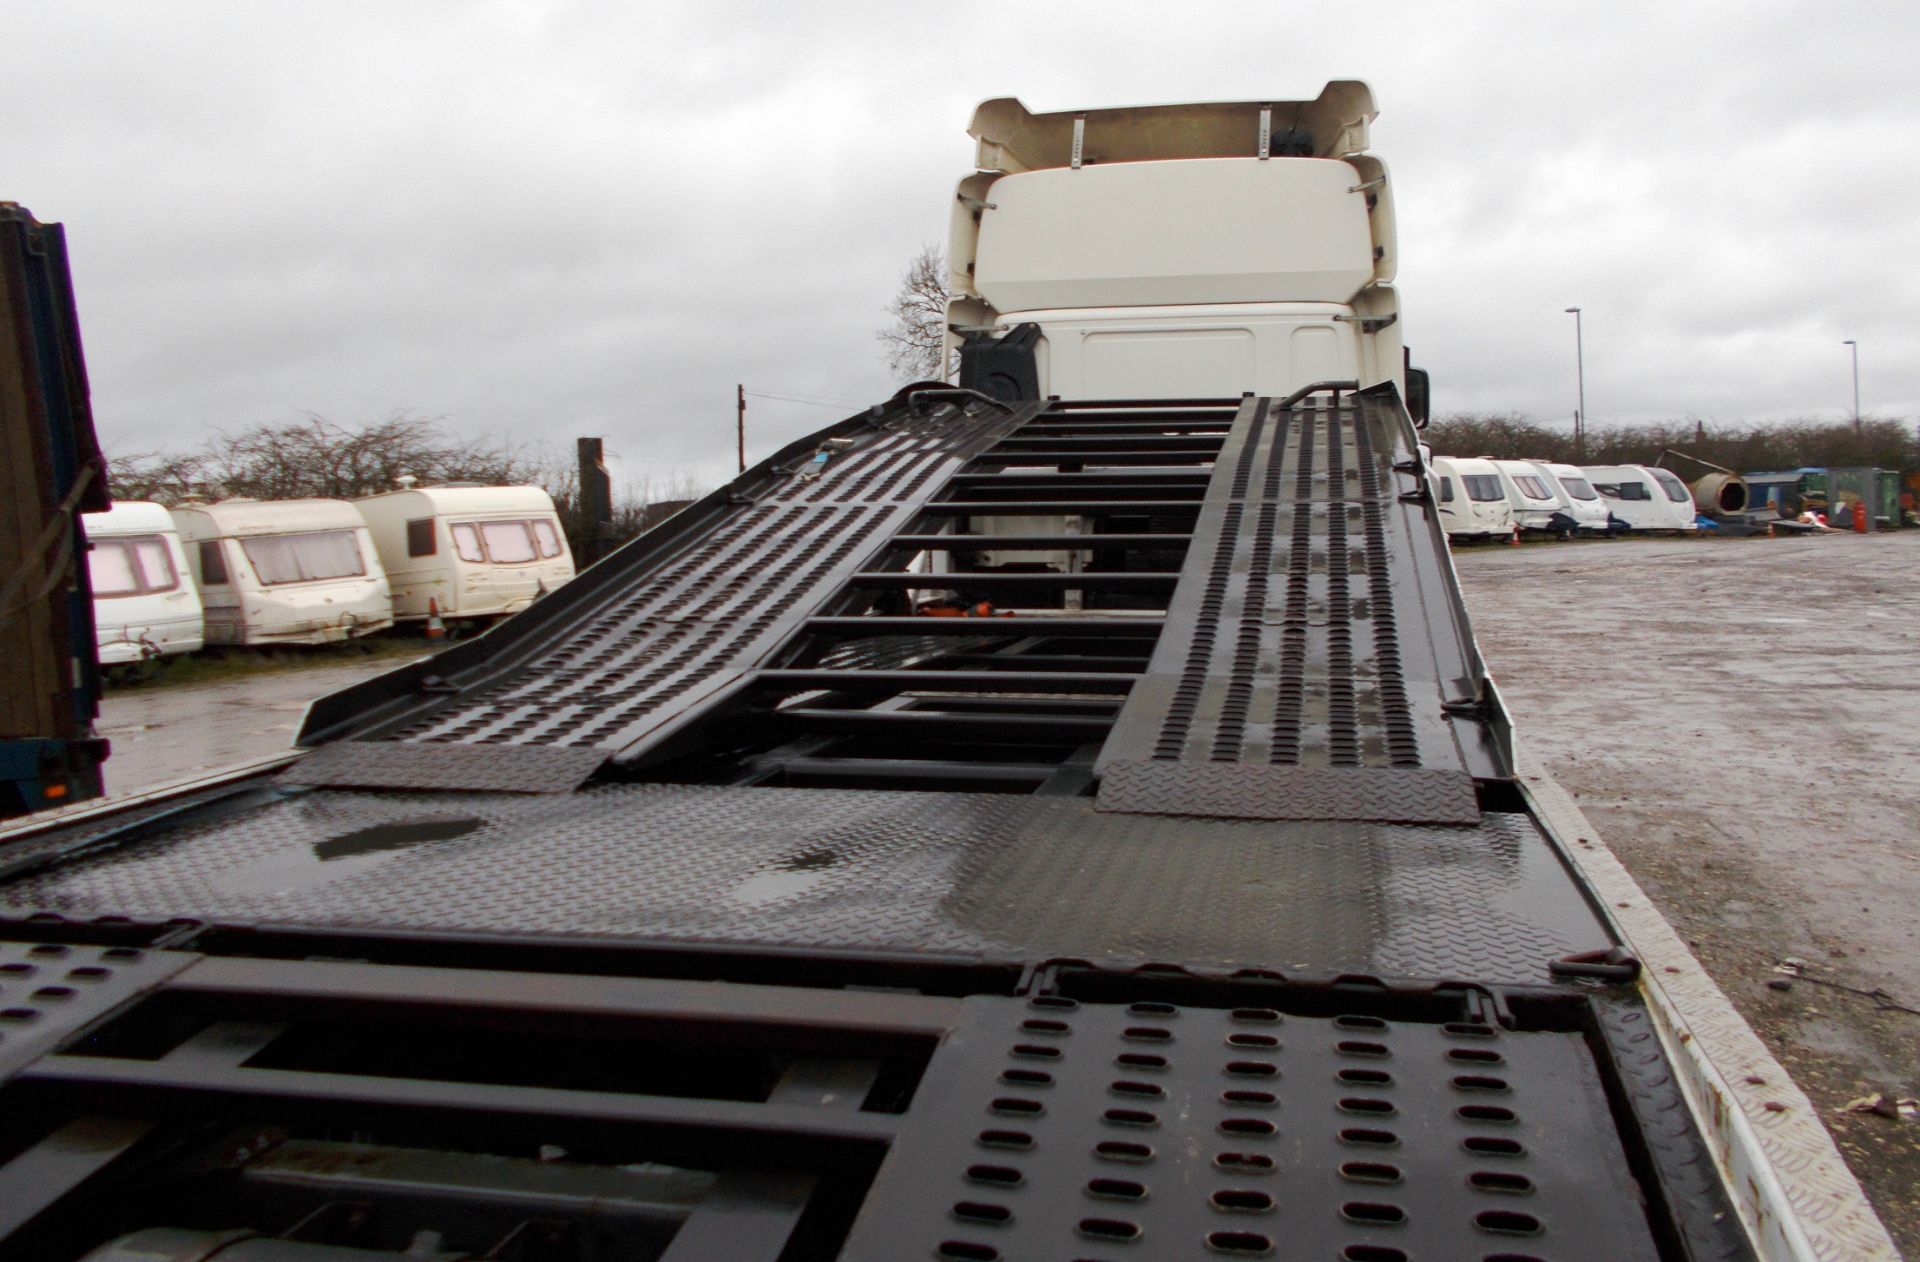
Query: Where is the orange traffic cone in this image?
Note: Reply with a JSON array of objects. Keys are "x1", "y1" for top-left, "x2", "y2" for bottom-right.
[
  {"x1": 1508, "y1": 526, "x2": 1522, "y2": 546},
  {"x1": 424, "y1": 597, "x2": 446, "y2": 640}
]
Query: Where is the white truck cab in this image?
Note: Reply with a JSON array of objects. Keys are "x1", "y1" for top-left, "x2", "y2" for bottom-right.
[
  {"x1": 947, "y1": 86, "x2": 1422, "y2": 412},
  {"x1": 1427, "y1": 456, "x2": 1514, "y2": 543}
]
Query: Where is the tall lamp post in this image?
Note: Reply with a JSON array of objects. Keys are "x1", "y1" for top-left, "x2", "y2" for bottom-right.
[
  {"x1": 1842, "y1": 339, "x2": 1860, "y2": 434},
  {"x1": 1564, "y1": 307, "x2": 1586, "y2": 461}
]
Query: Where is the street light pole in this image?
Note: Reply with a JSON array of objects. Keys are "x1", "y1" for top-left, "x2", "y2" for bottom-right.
[
  {"x1": 1564, "y1": 307, "x2": 1586, "y2": 461},
  {"x1": 1842, "y1": 339, "x2": 1860, "y2": 434}
]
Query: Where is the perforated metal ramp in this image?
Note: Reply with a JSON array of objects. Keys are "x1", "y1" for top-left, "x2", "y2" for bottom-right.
[
  {"x1": 1097, "y1": 386, "x2": 1503, "y2": 824},
  {"x1": 839, "y1": 995, "x2": 1661, "y2": 1261}
]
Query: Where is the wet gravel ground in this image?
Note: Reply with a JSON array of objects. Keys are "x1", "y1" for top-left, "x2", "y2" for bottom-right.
[{"x1": 1454, "y1": 530, "x2": 1920, "y2": 1251}]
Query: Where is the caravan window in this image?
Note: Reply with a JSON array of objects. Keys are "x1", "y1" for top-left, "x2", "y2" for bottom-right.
[
  {"x1": 1512, "y1": 475, "x2": 1554, "y2": 500},
  {"x1": 1557, "y1": 476, "x2": 1599, "y2": 501},
  {"x1": 90, "y1": 541, "x2": 141, "y2": 598},
  {"x1": 91, "y1": 536, "x2": 179, "y2": 598},
  {"x1": 1651, "y1": 469, "x2": 1692, "y2": 503},
  {"x1": 1463, "y1": 475, "x2": 1503, "y2": 502},
  {"x1": 1437, "y1": 476, "x2": 1455, "y2": 503},
  {"x1": 199, "y1": 540, "x2": 231, "y2": 585},
  {"x1": 479, "y1": 520, "x2": 538, "y2": 563},
  {"x1": 450, "y1": 523, "x2": 485, "y2": 562},
  {"x1": 1609, "y1": 481, "x2": 1650, "y2": 501},
  {"x1": 532, "y1": 518, "x2": 563, "y2": 558},
  {"x1": 242, "y1": 530, "x2": 367, "y2": 585},
  {"x1": 407, "y1": 518, "x2": 437, "y2": 557}
]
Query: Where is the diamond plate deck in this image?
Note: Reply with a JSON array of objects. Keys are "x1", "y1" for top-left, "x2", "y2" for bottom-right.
[
  {"x1": 839, "y1": 995, "x2": 1661, "y2": 1261},
  {"x1": 277, "y1": 741, "x2": 606, "y2": 793},
  {"x1": 1095, "y1": 387, "x2": 1503, "y2": 824},
  {"x1": 0, "y1": 784, "x2": 1610, "y2": 986}
]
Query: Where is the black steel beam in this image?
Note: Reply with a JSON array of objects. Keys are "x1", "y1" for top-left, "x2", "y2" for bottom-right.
[
  {"x1": 775, "y1": 708, "x2": 1115, "y2": 741},
  {"x1": 914, "y1": 500, "x2": 1204, "y2": 515},
  {"x1": 847, "y1": 571, "x2": 1179, "y2": 591},
  {"x1": 751, "y1": 757, "x2": 1058, "y2": 785},
  {"x1": 801, "y1": 617, "x2": 1163, "y2": 638},
  {"x1": 947, "y1": 470, "x2": 1211, "y2": 487},
  {"x1": 966, "y1": 451, "x2": 1222, "y2": 467},
  {"x1": 885, "y1": 534, "x2": 1193, "y2": 549}
]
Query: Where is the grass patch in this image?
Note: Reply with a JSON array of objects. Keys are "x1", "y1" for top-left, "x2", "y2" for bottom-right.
[{"x1": 104, "y1": 634, "x2": 446, "y2": 693}]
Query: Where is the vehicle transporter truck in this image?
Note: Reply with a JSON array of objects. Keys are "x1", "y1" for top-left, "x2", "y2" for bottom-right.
[{"x1": 0, "y1": 85, "x2": 1896, "y2": 1261}]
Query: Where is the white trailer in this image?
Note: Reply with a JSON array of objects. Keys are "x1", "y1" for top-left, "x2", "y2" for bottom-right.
[
  {"x1": 354, "y1": 485, "x2": 574, "y2": 624},
  {"x1": 170, "y1": 498, "x2": 392, "y2": 646},
  {"x1": 1585, "y1": 464, "x2": 1700, "y2": 533},
  {"x1": 1489, "y1": 459, "x2": 1577, "y2": 535},
  {"x1": 1533, "y1": 461, "x2": 1615, "y2": 534},
  {"x1": 81, "y1": 500, "x2": 203, "y2": 668},
  {"x1": 1428, "y1": 455, "x2": 1513, "y2": 542}
]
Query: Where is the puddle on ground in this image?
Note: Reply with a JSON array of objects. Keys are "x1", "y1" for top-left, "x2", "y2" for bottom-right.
[{"x1": 214, "y1": 817, "x2": 484, "y2": 897}]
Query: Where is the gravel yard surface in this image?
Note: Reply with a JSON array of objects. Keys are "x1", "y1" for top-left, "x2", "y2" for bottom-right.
[{"x1": 1455, "y1": 530, "x2": 1920, "y2": 1250}]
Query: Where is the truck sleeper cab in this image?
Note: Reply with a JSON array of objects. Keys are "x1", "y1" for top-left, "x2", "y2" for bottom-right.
[
  {"x1": 1428, "y1": 455, "x2": 1513, "y2": 542},
  {"x1": 1584, "y1": 464, "x2": 1699, "y2": 533},
  {"x1": 171, "y1": 498, "x2": 393, "y2": 646},
  {"x1": 355, "y1": 485, "x2": 574, "y2": 624},
  {"x1": 81, "y1": 500, "x2": 204, "y2": 667}
]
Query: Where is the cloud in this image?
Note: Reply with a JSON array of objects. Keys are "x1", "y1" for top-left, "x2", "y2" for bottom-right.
[{"x1": 4, "y1": 1, "x2": 1914, "y2": 491}]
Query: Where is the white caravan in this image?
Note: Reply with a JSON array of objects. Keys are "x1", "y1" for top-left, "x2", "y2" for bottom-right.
[
  {"x1": 1488, "y1": 460, "x2": 1576, "y2": 535},
  {"x1": 171, "y1": 499, "x2": 392, "y2": 646},
  {"x1": 1533, "y1": 461, "x2": 1614, "y2": 535},
  {"x1": 1427, "y1": 456, "x2": 1513, "y2": 542},
  {"x1": 82, "y1": 501, "x2": 204, "y2": 667},
  {"x1": 355, "y1": 485, "x2": 574, "y2": 623},
  {"x1": 1584, "y1": 465, "x2": 1699, "y2": 533}
]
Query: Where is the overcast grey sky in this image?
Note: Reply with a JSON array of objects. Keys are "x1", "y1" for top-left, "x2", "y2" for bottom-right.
[{"x1": 5, "y1": 2, "x2": 1915, "y2": 489}]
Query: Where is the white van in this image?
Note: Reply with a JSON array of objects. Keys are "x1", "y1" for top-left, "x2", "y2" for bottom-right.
[
  {"x1": 354, "y1": 485, "x2": 574, "y2": 623},
  {"x1": 82, "y1": 501, "x2": 204, "y2": 667},
  {"x1": 1427, "y1": 456, "x2": 1514, "y2": 542},
  {"x1": 1584, "y1": 465, "x2": 1699, "y2": 533},
  {"x1": 171, "y1": 499, "x2": 393, "y2": 646},
  {"x1": 1488, "y1": 459, "x2": 1577, "y2": 536}
]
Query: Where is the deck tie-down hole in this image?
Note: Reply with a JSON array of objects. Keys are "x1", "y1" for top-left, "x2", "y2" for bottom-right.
[
  {"x1": 31, "y1": 986, "x2": 74, "y2": 1001},
  {"x1": 1210, "y1": 1189, "x2": 1275, "y2": 1214},
  {"x1": 1116, "y1": 1052, "x2": 1168, "y2": 1071},
  {"x1": 0, "y1": 1008, "x2": 39, "y2": 1022},
  {"x1": 1339, "y1": 1160, "x2": 1403, "y2": 1185},
  {"x1": 0, "y1": 963, "x2": 35, "y2": 975},
  {"x1": 1022, "y1": 1018, "x2": 1070, "y2": 1036},
  {"x1": 1127, "y1": 1001, "x2": 1179, "y2": 1017},
  {"x1": 1204, "y1": 1230, "x2": 1274, "y2": 1256},
  {"x1": 1094, "y1": 1140, "x2": 1154, "y2": 1164},
  {"x1": 936, "y1": 1242, "x2": 999, "y2": 1262},
  {"x1": 1221, "y1": 1089, "x2": 1276, "y2": 1108},
  {"x1": 990, "y1": 1097, "x2": 1044, "y2": 1117},
  {"x1": 1338, "y1": 1097, "x2": 1396, "y2": 1116},
  {"x1": 976, "y1": 1129, "x2": 1033, "y2": 1151},
  {"x1": 1102, "y1": 1108, "x2": 1159, "y2": 1128},
  {"x1": 1464, "y1": 1136, "x2": 1526, "y2": 1157},
  {"x1": 1334, "y1": 1014, "x2": 1388, "y2": 1030},
  {"x1": 1214, "y1": 1151, "x2": 1275, "y2": 1174},
  {"x1": 1338, "y1": 1127, "x2": 1398, "y2": 1147},
  {"x1": 1226, "y1": 1032, "x2": 1278, "y2": 1049},
  {"x1": 1342, "y1": 1247, "x2": 1409, "y2": 1262},
  {"x1": 1010, "y1": 1043, "x2": 1062, "y2": 1060},
  {"x1": 1452, "y1": 1074, "x2": 1510, "y2": 1093},
  {"x1": 1470, "y1": 1170, "x2": 1535, "y2": 1194},
  {"x1": 1230, "y1": 1007, "x2": 1281, "y2": 1023},
  {"x1": 1458, "y1": 1104, "x2": 1517, "y2": 1125},
  {"x1": 1338, "y1": 1067, "x2": 1392, "y2": 1086},
  {"x1": 951, "y1": 1201, "x2": 1012, "y2": 1225},
  {"x1": 1336, "y1": 1040, "x2": 1389, "y2": 1058},
  {"x1": 1475, "y1": 1209, "x2": 1544, "y2": 1236},
  {"x1": 1123, "y1": 1025, "x2": 1173, "y2": 1043},
  {"x1": 1449, "y1": 1047, "x2": 1506, "y2": 1065},
  {"x1": 966, "y1": 1165, "x2": 1024, "y2": 1188},
  {"x1": 27, "y1": 944, "x2": 68, "y2": 957},
  {"x1": 1077, "y1": 1217, "x2": 1142, "y2": 1243},
  {"x1": 1341, "y1": 1201, "x2": 1407, "y2": 1226},
  {"x1": 1029, "y1": 994, "x2": 1080, "y2": 1011},
  {"x1": 1225, "y1": 1060, "x2": 1277, "y2": 1078},
  {"x1": 66, "y1": 966, "x2": 111, "y2": 981},
  {"x1": 1087, "y1": 1177, "x2": 1148, "y2": 1202},
  {"x1": 1218, "y1": 1117, "x2": 1277, "y2": 1138},
  {"x1": 1110, "y1": 1080, "x2": 1165, "y2": 1099},
  {"x1": 1000, "y1": 1068, "x2": 1053, "y2": 1087}
]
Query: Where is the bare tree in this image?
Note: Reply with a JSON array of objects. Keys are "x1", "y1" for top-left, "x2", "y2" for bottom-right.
[{"x1": 877, "y1": 243, "x2": 953, "y2": 383}]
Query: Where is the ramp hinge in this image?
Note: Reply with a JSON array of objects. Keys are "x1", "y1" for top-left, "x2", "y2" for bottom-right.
[
  {"x1": 1550, "y1": 947, "x2": 1642, "y2": 986},
  {"x1": 1257, "y1": 107, "x2": 1272, "y2": 159},
  {"x1": 1071, "y1": 115, "x2": 1085, "y2": 169}
]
